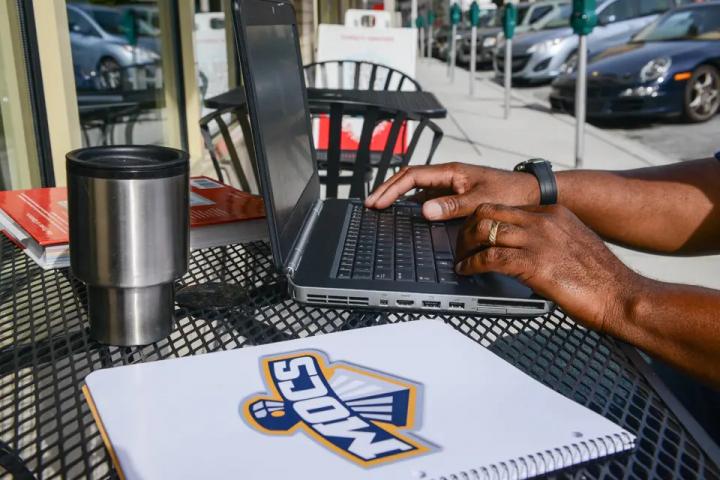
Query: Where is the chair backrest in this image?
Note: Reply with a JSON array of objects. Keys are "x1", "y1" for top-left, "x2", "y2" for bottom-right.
[
  {"x1": 199, "y1": 105, "x2": 258, "y2": 192},
  {"x1": 303, "y1": 60, "x2": 422, "y2": 92},
  {"x1": 309, "y1": 99, "x2": 443, "y2": 199}
]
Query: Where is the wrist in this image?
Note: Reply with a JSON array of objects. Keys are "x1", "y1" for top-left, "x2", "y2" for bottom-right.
[
  {"x1": 602, "y1": 270, "x2": 655, "y2": 339},
  {"x1": 514, "y1": 171, "x2": 541, "y2": 205}
]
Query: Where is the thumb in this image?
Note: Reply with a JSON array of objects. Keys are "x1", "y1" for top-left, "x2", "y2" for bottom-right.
[{"x1": 422, "y1": 193, "x2": 476, "y2": 220}]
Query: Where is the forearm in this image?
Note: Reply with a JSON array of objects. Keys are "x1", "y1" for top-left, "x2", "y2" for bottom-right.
[
  {"x1": 609, "y1": 275, "x2": 720, "y2": 388},
  {"x1": 554, "y1": 159, "x2": 720, "y2": 254}
]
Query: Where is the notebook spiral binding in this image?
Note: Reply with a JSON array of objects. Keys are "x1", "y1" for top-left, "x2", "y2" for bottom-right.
[{"x1": 435, "y1": 431, "x2": 635, "y2": 480}]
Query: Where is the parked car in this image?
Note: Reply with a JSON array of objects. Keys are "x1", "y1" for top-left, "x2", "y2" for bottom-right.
[
  {"x1": 67, "y1": 3, "x2": 160, "y2": 90},
  {"x1": 493, "y1": 0, "x2": 678, "y2": 83},
  {"x1": 458, "y1": 1, "x2": 568, "y2": 67},
  {"x1": 550, "y1": 2, "x2": 720, "y2": 122}
]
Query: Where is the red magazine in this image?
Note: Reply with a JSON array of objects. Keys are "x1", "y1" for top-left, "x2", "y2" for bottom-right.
[{"x1": 0, "y1": 176, "x2": 267, "y2": 269}]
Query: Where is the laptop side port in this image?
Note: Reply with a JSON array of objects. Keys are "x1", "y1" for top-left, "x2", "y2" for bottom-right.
[
  {"x1": 422, "y1": 301, "x2": 441, "y2": 308},
  {"x1": 396, "y1": 299, "x2": 414, "y2": 306},
  {"x1": 448, "y1": 302, "x2": 465, "y2": 309},
  {"x1": 379, "y1": 299, "x2": 388, "y2": 306}
]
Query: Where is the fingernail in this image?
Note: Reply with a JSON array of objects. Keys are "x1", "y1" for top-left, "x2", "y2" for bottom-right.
[
  {"x1": 454, "y1": 261, "x2": 464, "y2": 274},
  {"x1": 424, "y1": 201, "x2": 442, "y2": 220}
]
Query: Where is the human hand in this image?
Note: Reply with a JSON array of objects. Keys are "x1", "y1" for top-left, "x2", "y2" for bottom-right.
[
  {"x1": 454, "y1": 203, "x2": 640, "y2": 332},
  {"x1": 364, "y1": 163, "x2": 540, "y2": 221}
]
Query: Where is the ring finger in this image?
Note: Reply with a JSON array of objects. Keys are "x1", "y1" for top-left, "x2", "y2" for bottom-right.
[{"x1": 455, "y1": 218, "x2": 527, "y2": 262}]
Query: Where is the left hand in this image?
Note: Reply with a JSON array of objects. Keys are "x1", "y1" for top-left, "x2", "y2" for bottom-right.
[{"x1": 454, "y1": 203, "x2": 641, "y2": 332}]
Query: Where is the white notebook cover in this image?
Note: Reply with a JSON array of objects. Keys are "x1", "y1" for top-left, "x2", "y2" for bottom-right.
[{"x1": 84, "y1": 320, "x2": 635, "y2": 480}]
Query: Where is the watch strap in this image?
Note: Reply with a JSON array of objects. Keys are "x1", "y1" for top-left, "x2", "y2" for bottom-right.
[{"x1": 514, "y1": 159, "x2": 557, "y2": 205}]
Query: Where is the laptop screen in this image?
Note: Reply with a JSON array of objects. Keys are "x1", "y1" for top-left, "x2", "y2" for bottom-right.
[{"x1": 243, "y1": 21, "x2": 318, "y2": 266}]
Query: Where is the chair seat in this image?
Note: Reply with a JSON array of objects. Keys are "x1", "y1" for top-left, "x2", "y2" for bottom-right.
[{"x1": 315, "y1": 149, "x2": 404, "y2": 168}]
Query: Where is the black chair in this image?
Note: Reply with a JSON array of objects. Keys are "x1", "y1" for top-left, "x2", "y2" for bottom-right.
[
  {"x1": 303, "y1": 60, "x2": 423, "y2": 91},
  {"x1": 199, "y1": 105, "x2": 258, "y2": 191},
  {"x1": 310, "y1": 98, "x2": 443, "y2": 199}
]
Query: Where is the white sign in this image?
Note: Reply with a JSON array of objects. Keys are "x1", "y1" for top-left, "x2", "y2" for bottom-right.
[{"x1": 316, "y1": 25, "x2": 417, "y2": 80}]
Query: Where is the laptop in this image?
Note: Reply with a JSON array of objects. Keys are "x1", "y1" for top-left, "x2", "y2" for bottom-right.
[{"x1": 231, "y1": 0, "x2": 552, "y2": 316}]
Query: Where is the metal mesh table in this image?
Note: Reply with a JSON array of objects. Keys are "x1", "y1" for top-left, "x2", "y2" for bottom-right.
[{"x1": 0, "y1": 236, "x2": 718, "y2": 479}]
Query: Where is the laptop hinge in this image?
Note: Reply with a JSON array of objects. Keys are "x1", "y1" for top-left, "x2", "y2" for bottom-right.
[{"x1": 285, "y1": 200, "x2": 323, "y2": 277}]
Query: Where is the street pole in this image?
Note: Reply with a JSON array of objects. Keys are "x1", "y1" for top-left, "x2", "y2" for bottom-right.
[
  {"x1": 450, "y1": 23, "x2": 457, "y2": 81},
  {"x1": 427, "y1": 11, "x2": 436, "y2": 59},
  {"x1": 504, "y1": 38, "x2": 511, "y2": 119},
  {"x1": 502, "y1": 3, "x2": 517, "y2": 119},
  {"x1": 448, "y1": 3, "x2": 461, "y2": 82},
  {"x1": 575, "y1": 35, "x2": 587, "y2": 168},
  {"x1": 570, "y1": 0, "x2": 596, "y2": 168},
  {"x1": 469, "y1": 1, "x2": 480, "y2": 96},
  {"x1": 420, "y1": 25, "x2": 425, "y2": 58},
  {"x1": 470, "y1": 25, "x2": 477, "y2": 95}
]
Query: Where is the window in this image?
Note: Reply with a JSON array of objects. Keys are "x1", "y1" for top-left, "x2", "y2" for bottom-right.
[
  {"x1": 0, "y1": 1, "x2": 41, "y2": 189},
  {"x1": 529, "y1": 5, "x2": 554, "y2": 24},
  {"x1": 636, "y1": 0, "x2": 673, "y2": 17},
  {"x1": 598, "y1": 0, "x2": 636, "y2": 24},
  {"x1": 516, "y1": 5, "x2": 531, "y2": 24},
  {"x1": 66, "y1": 1, "x2": 185, "y2": 149}
]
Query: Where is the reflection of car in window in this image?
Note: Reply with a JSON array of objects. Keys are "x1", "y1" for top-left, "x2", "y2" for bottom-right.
[
  {"x1": 67, "y1": 3, "x2": 160, "y2": 91},
  {"x1": 550, "y1": 3, "x2": 720, "y2": 122},
  {"x1": 494, "y1": 0, "x2": 681, "y2": 82}
]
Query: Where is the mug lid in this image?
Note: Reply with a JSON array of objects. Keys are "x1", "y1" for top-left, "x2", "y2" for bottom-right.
[{"x1": 66, "y1": 146, "x2": 189, "y2": 180}]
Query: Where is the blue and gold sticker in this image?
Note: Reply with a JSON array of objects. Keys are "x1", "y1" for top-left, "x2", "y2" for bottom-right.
[{"x1": 242, "y1": 350, "x2": 436, "y2": 467}]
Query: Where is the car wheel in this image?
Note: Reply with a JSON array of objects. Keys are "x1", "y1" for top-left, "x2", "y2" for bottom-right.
[
  {"x1": 97, "y1": 57, "x2": 122, "y2": 91},
  {"x1": 683, "y1": 65, "x2": 720, "y2": 123}
]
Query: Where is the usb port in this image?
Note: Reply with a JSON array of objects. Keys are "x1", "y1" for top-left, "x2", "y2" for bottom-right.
[
  {"x1": 379, "y1": 299, "x2": 388, "y2": 306},
  {"x1": 422, "y1": 301, "x2": 441, "y2": 308},
  {"x1": 449, "y1": 302, "x2": 465, "y2": 309},
  {"x1": 396, "y1": 299, "x2": 414, "y2": 306}
]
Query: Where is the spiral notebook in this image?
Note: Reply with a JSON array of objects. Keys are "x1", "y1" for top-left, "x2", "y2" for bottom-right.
[{"x1": 83, "y1": 320, "x2": 635, "y2": 479}]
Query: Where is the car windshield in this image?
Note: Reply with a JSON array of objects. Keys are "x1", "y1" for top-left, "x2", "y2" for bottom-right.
[
  {"x1": 489, "y1": 5, "x2": 529, "y2": 27},
  {"x1": 542, "y1": 4, "x2": 571, "y2": 29},
  {"x1": 633, "y1": 6, "x2": 720, "y2": 41},
  {"x1": 89, "y1": 9, "x2": 157, "y2": 37}
]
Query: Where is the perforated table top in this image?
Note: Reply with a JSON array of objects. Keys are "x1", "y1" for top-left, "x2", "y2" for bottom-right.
[{"x1": 0, "y1": 237, "x2": 718, "y2": 479}]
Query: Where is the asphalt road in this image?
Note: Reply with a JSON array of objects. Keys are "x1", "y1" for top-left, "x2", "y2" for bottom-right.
[{"x1": 520, "y1": 84, "x2": 720, "y2": 162}]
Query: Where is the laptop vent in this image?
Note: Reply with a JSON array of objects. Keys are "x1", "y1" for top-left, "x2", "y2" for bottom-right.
[{"x1": 306, "y1": 294, "x2": 369, "y2": 306}]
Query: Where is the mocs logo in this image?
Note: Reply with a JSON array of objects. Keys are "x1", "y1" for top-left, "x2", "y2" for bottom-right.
[{"x1": 243, "y1": 350, "x2": 435, "y2": 467}]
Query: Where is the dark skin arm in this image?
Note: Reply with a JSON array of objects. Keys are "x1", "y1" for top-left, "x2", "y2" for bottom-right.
[
  {"x1": 364, "y1": 161, "x2": 720, "y2": 387},
  {"x1": 365, "y1": 159, "x2": 720, "y2": 254}
]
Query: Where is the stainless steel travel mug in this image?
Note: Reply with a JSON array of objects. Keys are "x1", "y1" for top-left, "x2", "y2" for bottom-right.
[{"x1": 66, "y1": 146, "x2": 189, "y2": 346}]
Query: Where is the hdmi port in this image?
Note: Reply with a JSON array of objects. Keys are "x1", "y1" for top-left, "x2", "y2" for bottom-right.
[
  {"x1": 396, "y1": 299, "x2": 414, "y2": 306},
  {"x1": 448, "y1": 302, "x2": 465, "y2": 309},
  {"x1": 422, "y1": 301, "x2": 441, "y2": 308}
]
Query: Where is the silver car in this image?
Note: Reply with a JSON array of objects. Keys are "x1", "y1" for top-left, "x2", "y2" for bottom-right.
[
  {"x1": 68, "y1": 3, "x2": 160, "y2": 90},
  {"x1": 493, "y1": 0, "x2": 677, "y2": 82}
]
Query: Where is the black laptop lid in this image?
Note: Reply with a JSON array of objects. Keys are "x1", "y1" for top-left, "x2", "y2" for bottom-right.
[{"x1": 232, "y1": 0, "x2": 320, "y2": 269}]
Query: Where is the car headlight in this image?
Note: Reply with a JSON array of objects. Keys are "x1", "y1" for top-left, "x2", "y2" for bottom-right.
[
  {"x1": 527, "y1": 38, "x2": 562, "y2": 54},
  {"x1": 560, "y1": 54, "x2": 577, "y2": 75},
  {"x1": 482, "y1": 36, "x2": 496, "y2": 47},
  {"x1": 640, "y1": 57, "x2": 671, "y2": 82}
]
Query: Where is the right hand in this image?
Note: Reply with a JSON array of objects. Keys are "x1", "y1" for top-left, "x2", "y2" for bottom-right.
[{"x1": 364, "y1": 162, "x2": 541, "y2": 221}]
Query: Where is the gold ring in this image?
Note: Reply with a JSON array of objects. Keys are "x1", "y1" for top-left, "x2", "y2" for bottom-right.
[{"x1": 488, "y1": 220, "x2": 500, "y2": 246}]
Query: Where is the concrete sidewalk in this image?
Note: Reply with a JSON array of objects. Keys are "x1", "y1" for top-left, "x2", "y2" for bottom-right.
[{"x1": 411, "y1": 59, "x2": 720, "y2": 289}]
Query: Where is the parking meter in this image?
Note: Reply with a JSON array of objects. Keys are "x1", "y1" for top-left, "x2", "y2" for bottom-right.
[
  {"x1": 571, "y1": 0, "x2": 597, "y2": 35},
  {"x1": 502, "y1": 4, "x2": 517, "y2": 119},
  {"x1": 448, "y1": 3, "x2": 462, "y2": 81},
  {"x1": 502, "y1": 3, "x2": 517, "y2": 39},
  {"x1": 469, "y1": 1, "x2": 481, "y2": 95},
  {"x1": 427, "y1": 11, "x2": 436, "y2": 58},
  {"x1": 416, "y1": 15, "x2": 426, "y2": 58},
  {"x1": 571, "y1": 0, "x2": 597, "y2": 167}
]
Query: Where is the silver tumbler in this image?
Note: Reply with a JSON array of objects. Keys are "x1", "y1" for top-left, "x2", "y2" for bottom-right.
[{"x1": 66, "y1": 146, "x2": 189, "y2": 346}]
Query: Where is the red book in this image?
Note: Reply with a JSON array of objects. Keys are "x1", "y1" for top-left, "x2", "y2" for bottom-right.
[{"x1": 0, "y1": 176, "x2": 266, "y2": 269}]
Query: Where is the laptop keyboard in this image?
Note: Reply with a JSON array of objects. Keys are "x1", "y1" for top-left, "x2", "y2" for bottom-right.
[{"x1": 335, "y1": 204, "x2": 460, "y2": 283}]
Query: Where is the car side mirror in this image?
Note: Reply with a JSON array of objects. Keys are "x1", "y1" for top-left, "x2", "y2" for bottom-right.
[{"x1": 597, "y1": 14, "x2": 615, "y2": 26}]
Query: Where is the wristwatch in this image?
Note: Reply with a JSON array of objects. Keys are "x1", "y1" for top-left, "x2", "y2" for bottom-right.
[{"x1": 513, "y1": 158, "x2": 558, "y2": 205}]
